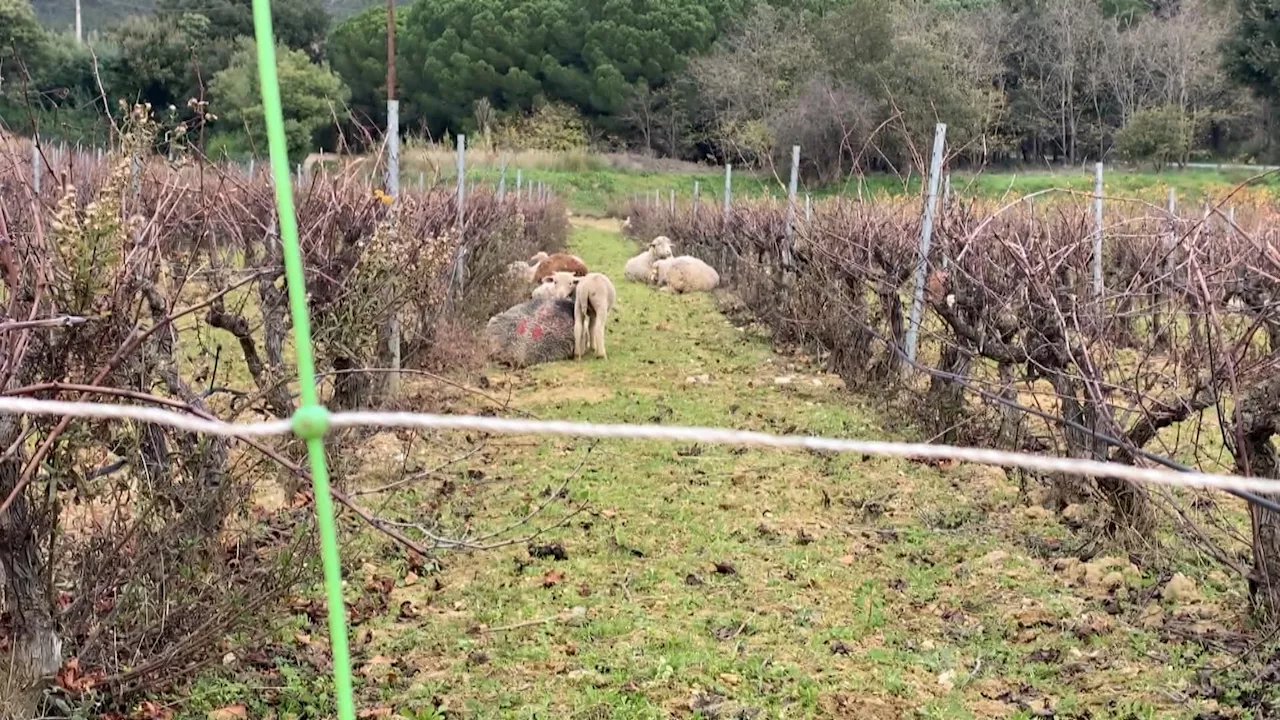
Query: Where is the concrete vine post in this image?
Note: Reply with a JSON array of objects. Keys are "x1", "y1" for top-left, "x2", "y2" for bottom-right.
[
  {"x1": 456, "y1": 134, "x2": 466, "y2": 234},
  {"x1": 782, "y1": 145, "x2": 800, "y2": 270},
  {"x1": 904, "y1": 123, "x2": 947, "y2": 366},
  {"x1": 447, "y1": 134, "x2": 467, "y2": 308},
  {"x1": 723, "y1": 163, "x2": 732, "y2": 220},
  {"x1": 693, "y1": 181, "x2": 700, "y2": 222},
  {"x1": 31, "y1": 141, "x2": 40, "y2": 196},
  {"x1": 383, "y1": 96, "x2": 402, "y2": 395},
  {"x1": 385, "y1": 100, "x2": 400, "y2": 199}
]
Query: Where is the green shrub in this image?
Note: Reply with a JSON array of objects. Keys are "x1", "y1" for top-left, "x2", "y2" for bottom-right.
[
  {"x1": 1114, "y1": 106, "x2": 1192, "y2": 170},
  {"x1": 494, "y1": 102, "x2": 591, "y2": 153},
  {"x1": 209, "y1": 38, "x2": 350, "y2": 161}
]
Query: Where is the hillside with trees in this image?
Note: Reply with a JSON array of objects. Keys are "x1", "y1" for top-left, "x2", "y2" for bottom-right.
[{"x1": 1, "y1": 0, "x2": 1277, "y2": 171}]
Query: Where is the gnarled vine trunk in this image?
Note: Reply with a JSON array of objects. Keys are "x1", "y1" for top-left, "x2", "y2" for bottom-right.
[
  {"x1": 0, "y1": 414, "x2": 62, "y2": 713},
  {"x1": 1234, "y1": 375, "x2": 1280, "y2": 617}
]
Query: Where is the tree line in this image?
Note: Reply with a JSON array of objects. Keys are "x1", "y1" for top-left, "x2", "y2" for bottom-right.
[{"x1": 2, "y1": 0, "x2": 1279, "y2": 171}]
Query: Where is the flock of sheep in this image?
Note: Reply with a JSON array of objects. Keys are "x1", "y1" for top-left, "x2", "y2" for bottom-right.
[{"x1": 484, "y1": 234, "x2": 721, "y2": 368}]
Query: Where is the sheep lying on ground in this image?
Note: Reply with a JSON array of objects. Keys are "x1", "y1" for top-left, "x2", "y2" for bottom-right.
[
  {"x1": 507, "y1": 260, "x2": 537, "y2": 283},
  {"x1": 530, "y1": 271, "x2": 578, "y2": 300},
  {"x1": 533, "y1": 253, "x2": 589, "y2": 281},
  {"x1": 572, "y1": 273, "x2": 617, "y2": 359},
  {"x1": 623, "y1": 236, "x2": 674, "y2": 283},
  {"x1": 650, "y1": 256, "x2": 719, "y2": 294},
  {"x1": 485, "y1": 298, "x2": 576, "y2": 368}
]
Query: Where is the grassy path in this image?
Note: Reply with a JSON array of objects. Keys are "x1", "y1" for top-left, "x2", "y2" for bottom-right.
[{"x1": 195, "y1": 221, "x2": 1226, "y2": 719}]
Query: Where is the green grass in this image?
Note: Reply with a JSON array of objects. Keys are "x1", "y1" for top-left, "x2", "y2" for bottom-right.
[
  {"x1": 384, "y1": 144, "x2": 1280, "y2": 216},
  {"x1": 401, "y1": 161, "x2": 1280, "y2": 217},
  {"x1": 174, "y1": 219, "x2": 1252, "y2": 720}
]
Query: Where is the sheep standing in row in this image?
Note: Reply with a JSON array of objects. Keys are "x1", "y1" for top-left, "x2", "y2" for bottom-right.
[
  {"x1": 651, "y1": 256, "x2": 719, "y2": 294},
  {"x1": 624, "y1": 236, "x2": 674, "y2": 283}
]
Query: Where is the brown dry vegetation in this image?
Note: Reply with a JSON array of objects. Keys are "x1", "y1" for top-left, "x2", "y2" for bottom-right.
[
  {"x1": 0, "y1": 106, "x2": 568, "y2": 717},
  {"x1": 161, "y1": 220, "x2": 1275, "y2": 719}
]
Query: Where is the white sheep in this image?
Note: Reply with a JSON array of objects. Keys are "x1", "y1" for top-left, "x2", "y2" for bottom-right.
[
  {"x1": 623, "y1": 236, "x2": 675, "y2": 283},
  {"x1": 530, "y1": 271, "x2": 578, "y2": 300},
  {"x1": 507, "y1": 260, "x2": 537, "y2": 283},
  {"x1": 650, "y1": 256, "x2": 719, "y2": 294},
  {"x1": 572, "y1": 273, "x2": 617, "y2": 359},
  {"x1": 650, "y1": 257, "x2": 675, "y2": 286}
]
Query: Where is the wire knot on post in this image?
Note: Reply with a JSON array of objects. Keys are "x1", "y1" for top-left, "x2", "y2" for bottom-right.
[{"x1": 291, "y1": 405, "x2": 331, "y2": 440}]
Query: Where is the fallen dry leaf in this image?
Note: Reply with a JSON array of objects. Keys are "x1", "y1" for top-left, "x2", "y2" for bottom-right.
[
  {"x1": 206, "y1": 706, "x2": 247, "y2": 720},
  {"x1": 55, "y1": 657, "x2": 104, "y2": 694},
  {"x1": 133, "y1": 700, "x2": 174, "y2": 720}
]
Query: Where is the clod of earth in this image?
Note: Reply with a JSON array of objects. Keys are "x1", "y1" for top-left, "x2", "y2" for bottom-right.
[
  {"x1": 528, "y1": 542, "x2": 569, "y2": 561},
  {"x1": 713, "y1": 561, "x2": 737, "y2": 575}
]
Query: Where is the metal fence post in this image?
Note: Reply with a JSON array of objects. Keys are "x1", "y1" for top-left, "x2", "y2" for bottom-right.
[
  {"x1": 904, "y1": 123, "x2": 947, "y2": 366},
  {"x1": 1092, "y1": 162, "x2": 1104, "y2": 299}
]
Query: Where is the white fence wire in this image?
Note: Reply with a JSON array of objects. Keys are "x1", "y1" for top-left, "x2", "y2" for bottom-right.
[{"x1": 0, "y1": 395, "x2": 1274, "y2": 496}]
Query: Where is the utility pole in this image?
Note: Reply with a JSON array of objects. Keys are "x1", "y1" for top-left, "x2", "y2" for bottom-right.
[{"x1": 75, "y1": 0, "x2": 82, "y2": 45}]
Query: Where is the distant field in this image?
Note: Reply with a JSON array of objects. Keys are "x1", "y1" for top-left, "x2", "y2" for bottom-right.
[{"x1": 393, "y1": 149, "x2": 1280, "y2": 216}]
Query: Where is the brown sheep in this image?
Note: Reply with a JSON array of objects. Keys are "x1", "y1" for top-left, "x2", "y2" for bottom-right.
[{"x1": 533, "y1": 253, "x2": 589, "y2": 282}]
